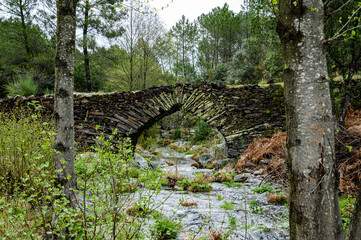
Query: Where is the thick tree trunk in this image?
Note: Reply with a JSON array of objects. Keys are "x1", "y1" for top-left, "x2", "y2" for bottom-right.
[
  {"x1": 54, "y1": 0, "x2": 77, "y2": 208},
  {"x1": 277, "y1": 0, "x2": 344, "y2": 239},
  {"x1": 83, "y1": 1, "x2": 91, "y2": 92}
]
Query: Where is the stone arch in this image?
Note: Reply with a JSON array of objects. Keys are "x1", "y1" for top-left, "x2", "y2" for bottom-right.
[
  {"x1": 126, "y1": 84, "x2": 229, "y2": 150},
  {"x1": 0, "y1": 82, "x2": 285, "y2": 158}
]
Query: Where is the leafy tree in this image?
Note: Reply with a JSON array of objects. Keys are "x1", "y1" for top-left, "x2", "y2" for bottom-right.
[
  {"x1": 77, "y1": 0, "x2": 125, "y2": 92},
  {"x1": 0, "y1": 18, "x2": 54, "y2": 96},
  {"x1": 170, "y1": 15, "x2": 198, "y2": 81},
  {"x1": 197, "y1": 4, "x2": 244, "y2": 75},
  {"x1": 325, "y1": 0, "x2": 361, "y2": 127},
  {"x1": 0, "y1": 0, "x2": 37, "y2": 56}
]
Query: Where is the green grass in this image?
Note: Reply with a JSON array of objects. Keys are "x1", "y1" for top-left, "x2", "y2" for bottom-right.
[
  {"x1": 5, "y1": 73, "x2": 37, "y2": 96},
  {"x1": 220, "y1": 201, "x2": 236, "y2": 210},
  {"x1": 251, "y1": 183, "x2": 275, "y2": 194},
  {"x1": 339, "y1": 195, "x2": 356, "y2": 233}
]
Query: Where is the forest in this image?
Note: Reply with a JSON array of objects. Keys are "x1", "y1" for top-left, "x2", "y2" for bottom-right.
[
  {"x1": 1, "y1": 0, "x2": 361, "y2": 239},
  {"x1": 1, "y1": 0, "x2": 360, "y2": 121}
]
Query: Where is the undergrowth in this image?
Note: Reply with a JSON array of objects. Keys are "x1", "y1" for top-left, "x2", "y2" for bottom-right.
[{"x1": 0, "y1": 110, "x2": 172, "y2": 239}]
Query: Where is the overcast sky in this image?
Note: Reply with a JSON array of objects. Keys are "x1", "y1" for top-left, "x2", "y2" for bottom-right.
[{"x1": 147, "y1": 0, "x2": 243, "y2": 29}]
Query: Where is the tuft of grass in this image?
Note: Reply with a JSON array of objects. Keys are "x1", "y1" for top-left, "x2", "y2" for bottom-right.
[
  {"x1": 251, "y1": 183, "x2": 275, "y2": 194},
  {"x1": 6, "y1": 73, "x2": 37, "y2": 97},
  {"x1": 249, "y1": 200, "x2": 263, "y2": 214},
  {"x1": 178, "y1": 173, "x2": 213, "y2": 192},
  {"x1": 151, "y1": 217, "x2": 182, "y2": 240},
  {"x1": 339, "y1": 195, "x2": 356, "y2": 233},
  {"x1": 267, "y1": 193, "x2": 287, "y2": 204},
  {"x1": 220, "y1": 201, "x2": 236, "y2": 210},
  {"x1": 180, "y1": 201, "x2": 198, "y2": 207}
]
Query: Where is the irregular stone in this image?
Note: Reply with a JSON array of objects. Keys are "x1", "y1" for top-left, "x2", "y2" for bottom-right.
[
  {"x1": 196, "y1": 153, "x2": 213, "y2": 168},
  {"x1": 208, "y1": 142, "x2": 228, "y2": 160},
  {"x1": 234, "y1": 174, "x2": 248, "y2": 182},
  {"x1": 204, "y1": 160, "x2": 217, "y2": 169},
  {"x1": 190, "y1": 145, "x2": 204, "y2": 152},
  {"x1": 215, "y1": 158, "x2": 236, "y2": 170},
  {"x1": 134, "y1": 153, "x2": 149, "y2": 169},
  {"x1": 191, "y1": 162, "x2": 200, "y2": 168},
  {"x1": 260, "y1": 159, "x2": 269, "y2": 164},
  {"x1": 253, "y1": 169, "x2": 264, "y2": 175}
]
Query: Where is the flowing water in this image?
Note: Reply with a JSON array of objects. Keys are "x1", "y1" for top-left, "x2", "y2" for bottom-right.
[{"x1": 139, "y1": 140, "x2": 290, "y2": 240}]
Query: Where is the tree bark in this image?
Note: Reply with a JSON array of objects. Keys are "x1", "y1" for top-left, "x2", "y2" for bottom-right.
[
  {"x1": 83, "y1": 0, "x2": 91, "y2": 92},
  {"x1": 19, "y1": 0, "x2": 30, "y2": 56},
  {"x1": 348, "y1": 188, "x2": 361, "y2": 239},
  {"x1": 276, "y1": 0, "x2": 344, "y2": 238},
  {"x1": 54, "y1": 0, "x2": 77, "y2": 208}
]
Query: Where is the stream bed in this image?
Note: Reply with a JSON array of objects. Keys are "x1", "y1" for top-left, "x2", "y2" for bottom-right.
[{"x1": 138, "y1": 140, "x2": 290, "y2": 240}]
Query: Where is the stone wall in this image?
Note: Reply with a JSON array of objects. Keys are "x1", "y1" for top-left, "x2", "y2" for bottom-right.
[{"x1": 0, "y1": 82, "x2": 286, "y2": 158}]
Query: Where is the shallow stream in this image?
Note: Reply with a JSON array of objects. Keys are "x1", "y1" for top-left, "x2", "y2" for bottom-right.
[{"x1": 140, "y1": 140, "x2": 290, "y2": 240}]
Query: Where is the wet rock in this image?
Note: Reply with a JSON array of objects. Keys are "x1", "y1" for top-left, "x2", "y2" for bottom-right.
[
  {"x1": 254, "y1": 169, "x2": 264, "y2": 175},
  {"x1": 215, "y1": 158, "x2": 236, "y2": 170},
  {"x1": 196, "y1": 153, "x2": 213, "y2": 168},
  {"x1": 234, "y1": 174, "x2": 248, "y2": 182},
  {"x1": 189, "y1": 145, "x2": 203, "y2": 152},
  {"x1": 134, "y1": 153, "x2": 149, "y2": 169},
  {"x1": 208, "y1": 142, "x2": 227, "y2": 159},
  {"x1": 204, "y1": 160, "x2": 217, "y2": 169}
]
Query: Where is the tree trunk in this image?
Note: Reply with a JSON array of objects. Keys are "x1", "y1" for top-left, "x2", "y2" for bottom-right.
[
  {"x1": 276, "y1": 0, "x2": 344, "y2": 238},
  {"x1": 54, "y1": 0, "x2": 77, "y2": 208},
  {"x1": 348, "y1": 188, "x2": 361, "y2": 239},
  {"x1": 83, "y1": 0, "x2": 91, "y2": 92},
  {"x1": 19, "y1": 0, "x2": 30, "y2": 56}
]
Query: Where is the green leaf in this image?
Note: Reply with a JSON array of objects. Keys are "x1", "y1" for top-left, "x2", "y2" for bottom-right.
[
  {"x1": 311, "y1": 8, "x2": 317, "y2": 12},
  {"x1": 292, "y1": 1, "x2": 297, "y2": 6},
  {"x1": 346, "y1": 145, "x2": 352, "y2": 152}
]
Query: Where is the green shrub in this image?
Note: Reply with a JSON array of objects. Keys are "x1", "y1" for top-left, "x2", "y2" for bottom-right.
[
  {"x1": 220, "y1": 201, "x2": 236, "y2": 210},
  {"x1": 151, "y1": 217, "x2": 182, "y2": 240},
  {"x1": 192, "y1": 120, "x2": 213, "y2": 143},
  {"x1": 249, "y1": 200, "x2": 263, "y2": 214},
  {"x1": 251, "y1": 183, "x2": 275, "y2": 194},
  {"x1": 0, "y1": 109, "x2": 54, "y2": 197},
  {"x1": 172, "y1": 129, "x2": 182, "y2": 139},
  {"x1": 0, "y1": 121, "x2": 167, "y2": 239},
  {"x1": 339, "y1": 195, "x2": 355, "y2": 233},
  {"x1": 5, "y1": 73, "x2": 37, "y2": 96},
  {"x1": 138, "y1": 124, "x2": 160, "y2": 149}
]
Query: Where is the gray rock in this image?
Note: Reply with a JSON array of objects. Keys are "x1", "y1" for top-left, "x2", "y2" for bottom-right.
[
  {"x1": 208, "y1": 142, "x2": 227, "y2": 160},
  {"x1": 189, "y1": 145, "x2": 203, "y2": 152},
  {"x1": 215, "y1": 158, "x2": 237, "y2": 170},
  {"x1": 234, "y1": 174, "x2": 248, "y2": 182},
  {"x1": 134, "y1": 153, "x2": 150, "y2": 169},
  {"x1": 254, "y1": 169, "x2": 264, "y2": 175},
  {"x1": 196, "y1": 153, "x2": 213, "y2": 168}
]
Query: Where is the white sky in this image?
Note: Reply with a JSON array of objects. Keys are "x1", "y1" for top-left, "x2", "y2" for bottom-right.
[{"x1": 146, "y1": 0, "x2": 243, "y2": 29}]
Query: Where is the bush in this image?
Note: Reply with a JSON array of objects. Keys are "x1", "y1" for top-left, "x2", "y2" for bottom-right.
[
  {"x1": 192, "y1": 120, "x2": 213, "y2": 143},
  {"x1": 0, "y1": 108, "x2": 54, "y2": 197},
  {"x1": 5, "y1": 73, "x2": 37, "y2": 96},
  {"x1": 0, "y1": 116, "x2": 168, "y2": 239},
  {"x1": 151, "y1": 217, "x2": 182, "y2": 240}
]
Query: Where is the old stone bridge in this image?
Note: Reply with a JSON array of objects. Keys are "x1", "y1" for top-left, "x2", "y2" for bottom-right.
[{"x1": 0, "y1": 82, "x2": 285, "y2": 158}]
